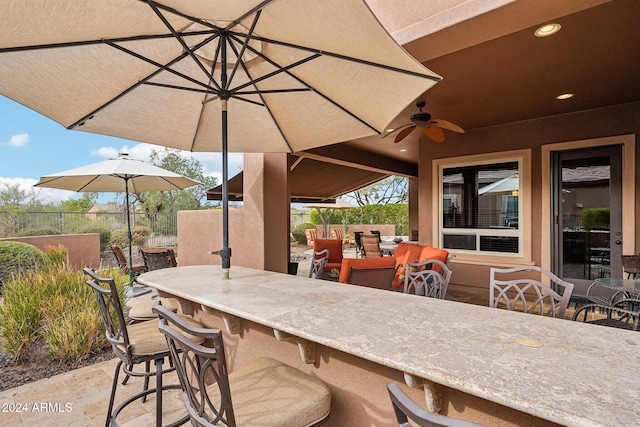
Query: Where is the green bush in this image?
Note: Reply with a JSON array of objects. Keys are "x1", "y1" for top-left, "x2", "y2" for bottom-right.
[
  {"x1": 0, "y1": 263, "x2": 126, "y2": 361},
  {"x1": 110, "y1": 225, "x2": 153, "y2": 248},
  {"x1": 82, "y1": 226, "x2": 112, "y2": 251},
  {"x1": 15, "y1": 228, "x2": 62, "y2": 237},
  {"x1": 292, "y1": 223, "x2": 316, "y2": 244},
  {"x1": 582, "y1": 207, "x2": 610, "y2": 230},
  {"x1": 0, "y1": 241, "x2": 50, "y2": 290}
]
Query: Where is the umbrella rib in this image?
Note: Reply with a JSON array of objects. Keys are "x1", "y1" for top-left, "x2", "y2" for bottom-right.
[
  {"x1": 146, "y1": 1, "x2": 220, "y2": 90},
  {"x1": 105, "y1": 37, "x2": 221, "y2": 92},
  {"x1": 69, "y1": 34, "x2": 221, "y2": 129},
  {"x1": 229, "y1": 34, "x2": 380, "y2": 134},
  {"x1": 0, "y1": 31, "x2": 209, "y2": 54},
  {"x1": 226, "y1": 39, "x2": 294, "y2": 152},
  {"x1": 226, "y1": 10, "x2": 262, "y2": 89},
  {"x1": 239, "y1": 33, "x2": 441, "y2": 82}
]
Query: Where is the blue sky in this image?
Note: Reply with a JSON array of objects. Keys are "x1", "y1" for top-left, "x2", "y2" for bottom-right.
[{"x1": 0, "y1": 96, "x2": 243, "y2": 204}]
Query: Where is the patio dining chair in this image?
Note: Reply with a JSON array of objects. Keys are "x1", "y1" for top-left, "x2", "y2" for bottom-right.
[
  {"x1": 141, "y1": 247, "x2": 178, "y2": 271},
  {"x1": 84, "y1": 268, "x2": 201, "y2": 427},
  {"x1": 489, "y1": 266, "x2": 574, "y2": 318},
  {"x1": 362, "y1": 234, "x2": 383, "y2": 258},
  {"x1": 354, "y1": 231, "x2": 365, "y2": 258},
  {"x1": 309, "y1": 248, "x2": 329, "y2": 279},
  {"x1": 110, "y1": 244, "x2": 146, "y2": 276},
  {"x1": 404, "y1": 259, "x2": 452, "y2": 299},
  {"x1": 153, "y1": 304, "x2": 332, "y2": 427},
  {"x1": 572, "y1": 299, "x2": 640, "y2": 331},
  {"x1": 387, "y1": 383, "x2": 485, "y2": 427}
]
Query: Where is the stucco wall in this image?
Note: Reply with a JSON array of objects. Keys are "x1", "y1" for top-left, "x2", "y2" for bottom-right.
[
  {"x1": 178, "y1": 153, "x2": 290, "y2": 273},
  {"x1": 1, "y1": 233, "x2": 101, "y2": 269},
  {"x1": 420, "y1": 101, "x2": 640, "y2": 288}
]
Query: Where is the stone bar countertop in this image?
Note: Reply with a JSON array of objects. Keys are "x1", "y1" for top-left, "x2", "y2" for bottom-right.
[{"x1": 139, "y1": 265, "x2": 640, "y2": 427}]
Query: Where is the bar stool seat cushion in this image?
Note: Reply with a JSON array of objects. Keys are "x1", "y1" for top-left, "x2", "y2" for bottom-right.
[
  {"x1": 128, "y1": 298, "x2": 178, "y2": 320},
  {"x1": 128, "y1": 316, "x2": 202, "y2": 357},
  {"x1": 207, "y1": 357, "x2": 331, "y2": 426}
]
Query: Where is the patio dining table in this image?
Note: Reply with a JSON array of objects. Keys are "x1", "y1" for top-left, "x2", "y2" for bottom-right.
[{"x1": 138, "y1": 264, "x2": 640, "y2": 426}]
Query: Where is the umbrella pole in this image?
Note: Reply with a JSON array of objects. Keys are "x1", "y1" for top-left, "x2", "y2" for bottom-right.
[
  {"x1": 125, "y1": 178, "x2": 134, "y2": 286},
  {"x1": 124, "y1": 179, "x2": 148, "y2": 297},
  {"x1": 220, "y1": 98, "x2": 231, "y2": 278}
]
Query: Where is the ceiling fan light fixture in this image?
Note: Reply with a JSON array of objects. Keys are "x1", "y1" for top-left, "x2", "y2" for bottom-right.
[
  {"x1": 556, "y1": 93, "x2": 574, "y2": 100},
  {"x1": 534, "y1": 23, "x2": 561, "y2": 37}
]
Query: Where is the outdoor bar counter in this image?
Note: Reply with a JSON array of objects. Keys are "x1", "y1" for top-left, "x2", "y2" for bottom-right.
[{"x1": 139, "y1": 265, "x2": 640, "y2": 427}]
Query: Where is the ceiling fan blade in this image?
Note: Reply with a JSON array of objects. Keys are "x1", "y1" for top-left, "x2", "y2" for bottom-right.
[
  {"x1": 422, "y1": 125, "x2": 446, "y2": 143},
  {"x1": 381, "y1": 122, "x2": 413, "y2": 139},
  {"x1": 431, "y1": 119, "x2": 465, "y2": 133},
  {"x1": 394, "y1": 125, "x2": 416, "y2": 143}
]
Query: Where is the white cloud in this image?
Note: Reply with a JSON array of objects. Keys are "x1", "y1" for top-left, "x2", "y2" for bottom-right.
[
  {"x1": 3, "y1": 133, "x2": 30, "y2": 147},
  {"x1": 92, "y1": 143, "x2": 244, "y2": 183},
  {"x1": 0, "y1": 176, "x2": 74, "y2": 203}
]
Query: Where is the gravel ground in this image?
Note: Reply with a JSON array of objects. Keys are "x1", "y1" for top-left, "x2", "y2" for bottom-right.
[{"x1": 0, "y1": 243, "x2": 312, "y2": 392}]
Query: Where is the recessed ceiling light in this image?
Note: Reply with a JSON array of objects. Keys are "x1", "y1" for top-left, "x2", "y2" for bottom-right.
[
  {"x1": 400, "y1": 148, "x2": 407, "y2": 152},
  {"x1": 534, "y1": 23, "x2": 561, "y2": 37},
  {"x1": 556, "y1": 93, "x2": 574, "y2": 100}
]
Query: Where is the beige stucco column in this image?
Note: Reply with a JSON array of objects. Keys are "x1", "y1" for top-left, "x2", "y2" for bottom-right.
[
  {"x1": 177, "y1": 153, "x2": 290, "y2": 273},
  {"x1": 408, "y1": 176, "x2": 419, "y2": 241}
]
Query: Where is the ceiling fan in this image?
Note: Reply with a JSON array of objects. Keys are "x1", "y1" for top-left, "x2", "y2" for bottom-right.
[{"x1": 383, "y1": 101, "x2": 465, "y2": 143}]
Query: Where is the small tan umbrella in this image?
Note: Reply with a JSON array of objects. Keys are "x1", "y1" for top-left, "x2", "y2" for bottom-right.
[
  {"x1": 305, "y1": 198, "x2": 358, "y2": 239},
  {"x1": 34, "y1": 153, "x2": 200, "y2": 289},
  {"x1": 0, "y1": 1, "x2": 441, "y2": 277}
]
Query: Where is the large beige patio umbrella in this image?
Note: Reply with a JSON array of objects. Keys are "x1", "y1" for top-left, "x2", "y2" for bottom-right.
[
  {"x1": 0, "y1": 0, "x2": 441, "y2": 277},
  {"x1": 34, "y1": 153, "x2": 200, "y2": 291}
]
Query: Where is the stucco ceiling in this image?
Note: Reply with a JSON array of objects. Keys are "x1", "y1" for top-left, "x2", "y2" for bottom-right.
[{"x1": 308, "y1": 0, "x2": 640, "y2": 168}]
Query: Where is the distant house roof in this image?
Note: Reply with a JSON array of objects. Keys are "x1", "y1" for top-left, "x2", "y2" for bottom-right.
[{"x1": 86, "y1": 203, "x2": 120, "y2": 213}]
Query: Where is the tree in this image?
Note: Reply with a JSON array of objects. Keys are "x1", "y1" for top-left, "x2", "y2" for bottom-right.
[
  {"x1": 60, "y1": 193, "x2": 97, "y2": 212},
  {"x1": 133, "y1": 148, "x2": 218, "y2": 214},
  {"x1": 0, "y1": 183, "x2": 43, "y2": 211},
  {"x1": 343, "y1": 176, "x2": 408, "y2": 206}
]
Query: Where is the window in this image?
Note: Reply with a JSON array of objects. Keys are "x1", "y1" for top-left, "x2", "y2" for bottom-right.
[{"x1": 436, "y1": 153, "x2": 528, "y2": 257}]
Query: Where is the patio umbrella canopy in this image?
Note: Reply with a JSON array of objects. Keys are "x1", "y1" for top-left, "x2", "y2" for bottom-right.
[
  {"x1": 0, "y1": 0, "x2": 441, "y2": 277},
  {"x1": 34, "y1": 153, "x2": 200, "y2": 289}
]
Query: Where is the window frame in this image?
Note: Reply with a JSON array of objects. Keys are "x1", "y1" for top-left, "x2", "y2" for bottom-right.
[{"x1": 432, "y1": 149, "x2": 532, "y2": 263}]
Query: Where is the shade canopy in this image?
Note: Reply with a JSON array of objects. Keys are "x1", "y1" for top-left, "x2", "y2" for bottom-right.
[
  {"x1": 0, "y1": 0, "x2": 440, "y2": 274},
  {"x1": 0, "y1": 0, "x2": 440, "y2": 154},
  {"x1": 207, "y1": 157, "x2": 388, "y2": 203},
  {"x1": 34, "y1": 153, "x2": 201, "y2": 193},
  {"x1": 34, "y1": 153, "x2": 199, "y2": 290}
]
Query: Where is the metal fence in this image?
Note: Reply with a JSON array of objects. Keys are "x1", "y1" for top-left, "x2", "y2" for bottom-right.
[{"x1": 0, "y1": 211, "x2": 178, "y2": 247}]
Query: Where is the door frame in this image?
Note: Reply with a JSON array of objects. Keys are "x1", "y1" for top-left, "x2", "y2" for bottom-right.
[{"x1": 541, "y1": 135, "x2": 635, "y2": 276}]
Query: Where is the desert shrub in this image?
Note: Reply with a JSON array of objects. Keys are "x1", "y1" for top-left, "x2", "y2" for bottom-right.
[
  {"x1": 110, "y1": 225, "x2": 153, "y2": 248},
  {"x1": 44, "y1": 244, "x2": 68, "y2": 266},
  {"x1": 0, "y1": 241, "x2": 50, "y2": 289},
  {"x1": 0, "y1": 263, "x2": 126, "y2": 361},
  {"x1": 15, "y1": 228, "x2": 62, "y2": 237},
  {"x1": 292, "y1": 223, "x2": 316, "y2": 244},
  {"x1": 82, "y1": 226, "x2": 112, "y2": 251}
]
